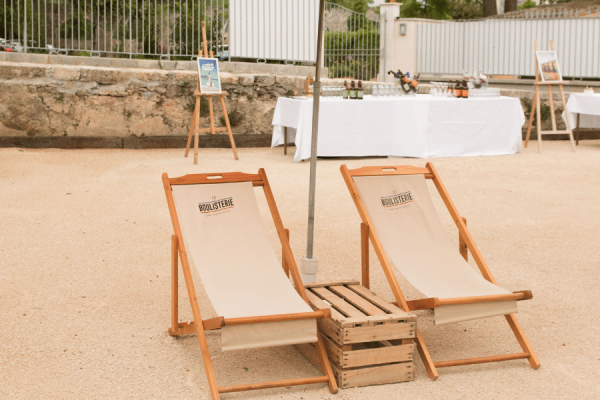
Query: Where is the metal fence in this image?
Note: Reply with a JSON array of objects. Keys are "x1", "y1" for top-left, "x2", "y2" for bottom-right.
[
  {"x1": 1, "y1": 0, "x2": 228, "y2": 59},
  {"x1": 324, "y1": 2, "x2": 379, "y2": 81},
  {"x1": 229, "y1": 0, "x2": 319, "y2": 63},
  {"x1": 416, "y1": 16, "x2": 600, "y2": 79},
  {"x1": 1, "y1": 1, "x2": 381, "y2": 79}
]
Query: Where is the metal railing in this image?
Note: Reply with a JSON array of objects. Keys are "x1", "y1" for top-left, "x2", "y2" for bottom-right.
[
  {"x1": 416, "y1": 15, "x2": 600, "y2": 79},
  {"x1": 1, "y1": 1, "x2": 381, "y2": 80},
  {"x1": 1, "y1": 0, "x2": 228, "y2": 60},
  {"x1": 324, "y1": 2, "x2": 380, "y2": 81}
]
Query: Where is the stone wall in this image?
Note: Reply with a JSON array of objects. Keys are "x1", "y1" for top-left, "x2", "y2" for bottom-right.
[
  {"x1": 0, "y1": 60, "x2": 594, "y2": 146},
  {"x1": 0, "y1": 61, "x2": 321, "y2": 139}
]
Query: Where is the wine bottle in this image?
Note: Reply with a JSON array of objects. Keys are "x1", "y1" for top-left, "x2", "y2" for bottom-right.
[
  {"x1": 350, "y1": 81, "x2": 357, "y2": 100},
  {"x1": 343, "y1": 81, "x2": 349, "y2": 99},
  {"x1": 454, "y1": 81, "x2": 462, "y2": 98},
  {"x1": 462, "y1": 80, "x2": 469, "y2": 98},
  {"x1": 357, "y1": 81, "x2": 364, "y2": 100}
]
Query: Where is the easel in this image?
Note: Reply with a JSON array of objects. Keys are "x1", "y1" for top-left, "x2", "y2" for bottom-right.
[
  {"x1": 185, "y1": 21, "x2": 239, "y2": 164},
  {"x1": 524, "y1": 40, "x2": 576, "y2": 152}
]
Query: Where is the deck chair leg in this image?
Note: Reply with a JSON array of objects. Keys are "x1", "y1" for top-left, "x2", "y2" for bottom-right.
[
  {"x1": 171, "y1": 235, "x2": 179, "y2": 334},
  {"x1": 416, "y1": 329, "x2": 439, "y2": 380},
  {"x1": 524, "y1": 95, "x2": 536, "y2": 148},
  {"x1": 361, "y1": 223, "x2": 370, "y2": 289},
  {"x1": 505, "y1": 314, "x2": 541, "y2": 370},
  {"x1": 194, "y1": 322, "x2": 220, "y2": 399},
  {"x1": 315, "y1": 334, "x2": 339, "y2": 393}
]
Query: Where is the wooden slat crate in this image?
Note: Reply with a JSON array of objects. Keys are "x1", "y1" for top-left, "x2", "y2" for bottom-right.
[{"x1": 295, "y1": 280, "x2": 416, "y2": 388}]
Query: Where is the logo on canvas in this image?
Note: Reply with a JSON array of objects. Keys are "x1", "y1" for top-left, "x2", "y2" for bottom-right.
[
  {"x1": 198, "y1": 197, "x2": 234, "y2": 214},
  {"x1": 381, "y1": 191, "x2": 413, "y2": 208}
]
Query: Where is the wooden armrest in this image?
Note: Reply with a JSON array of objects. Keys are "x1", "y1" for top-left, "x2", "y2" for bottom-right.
[
  {"x1": 400, "y1": 290, "x2": 532, "y2": 311},
  {"x1": 223, "y1": 309, "x2": 330, "y2": 326}
]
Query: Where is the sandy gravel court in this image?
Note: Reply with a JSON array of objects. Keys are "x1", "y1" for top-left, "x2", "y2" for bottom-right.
[{"x1": 1, "y1": 140, "x2": 599, "y2": 399}]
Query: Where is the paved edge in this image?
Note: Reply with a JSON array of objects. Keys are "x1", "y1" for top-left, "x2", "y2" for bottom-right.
[{"x1": 0, "y1": 134, "x2": 273, "y2": 149}]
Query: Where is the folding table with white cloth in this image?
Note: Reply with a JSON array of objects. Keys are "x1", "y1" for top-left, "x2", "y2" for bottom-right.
[
  {"x1": 272, "y1": 95, "x2": 525, "y2": 161},
  {"x1": 561, "y1": 93, "x2": 600, "y2": 145}
]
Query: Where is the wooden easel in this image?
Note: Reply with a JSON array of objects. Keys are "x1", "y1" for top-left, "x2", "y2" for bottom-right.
[
  {"x1": 185, "y1": 21, "x2": 239, "y2": 164},
  {"x1": 524, "y1": 40, "x2": 576, "y2": 152}
]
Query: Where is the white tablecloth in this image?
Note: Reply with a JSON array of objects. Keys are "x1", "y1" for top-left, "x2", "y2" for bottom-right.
[
  {"x1": 562, "y1": 93, "x2": 600, "y2": 129},
  {"x1": 272, "y1": 95, "x2": 525, "y2": 162}
]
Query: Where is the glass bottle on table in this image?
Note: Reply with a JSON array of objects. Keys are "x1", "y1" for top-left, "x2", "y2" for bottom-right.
[
  {"x1": 357, "y1": 81, "x2": 364, "y2": 100},
  {"x1": 462, "y1": 80, "x2": 469, "y2": 98},
  {"x1": 454, "y1": 81, "x2": 462, "y2": 98},
  {"x1": 350, "y1": 81, "x2": 357, "y2": 100},
  {"x1": 343, "y1": 81, "x2": 349, "y2": 99}
]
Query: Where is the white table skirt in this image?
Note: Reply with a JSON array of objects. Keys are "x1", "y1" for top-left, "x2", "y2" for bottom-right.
[
  {"x1": 561, "y1": 93, "x2": 600, "y2": 129},
  {"x1": 272, "y1": 95, "x2": 525, "y2": 162}
]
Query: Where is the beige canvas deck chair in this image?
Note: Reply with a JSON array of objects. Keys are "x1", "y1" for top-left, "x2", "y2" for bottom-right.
[
  {"x1": 163, "y1": 170, "x2": 337, "y2": 399},
  {"x1": 341, "y1": 163, "x2": 540, "y2": 380}
]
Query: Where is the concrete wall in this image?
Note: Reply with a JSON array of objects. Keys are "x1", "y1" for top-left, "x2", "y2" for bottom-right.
[{"x1": 0, "y1": 52, "x2": 328, "y2": 77}]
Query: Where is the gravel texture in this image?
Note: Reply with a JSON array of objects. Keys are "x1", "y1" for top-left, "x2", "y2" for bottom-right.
[{"x1": 1, "y1": 141, "x2": 599, "y2": 399}]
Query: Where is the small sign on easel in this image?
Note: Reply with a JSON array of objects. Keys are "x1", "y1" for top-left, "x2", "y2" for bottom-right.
[
  {"x1": 184, "y1": 21, "x2": 239, "y2": 163},
  {"x1": 197, "y1": 58, "x2": 222, "y2": 94},
  {"x1": 524, "y1": 40, "x2": 576, "y2": 152}
]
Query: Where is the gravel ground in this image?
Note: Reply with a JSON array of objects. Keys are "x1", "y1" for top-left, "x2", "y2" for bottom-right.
[{"x1": 1, "y1": 141, "x2": 599, "y2": 399}]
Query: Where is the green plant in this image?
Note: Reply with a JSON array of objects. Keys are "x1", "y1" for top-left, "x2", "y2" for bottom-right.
[
  {"x1": 328, "y1": 58, "x2": 378, "y2": 81},
  {"x1": 518, "y1": 0, "x2": 537, "y2": 10},
  {"x1": 200, "y1": 97, "x2": 209, "y2": 117},
  {"x1": 246, "y1": 94, "x2": 254, "y2": 102},
  {"x1": 219, "y1": 102, "x2": 244, "y2": 127},
  {"x1": 401, "y1": 0, "x2": 453, "y2": 19}
]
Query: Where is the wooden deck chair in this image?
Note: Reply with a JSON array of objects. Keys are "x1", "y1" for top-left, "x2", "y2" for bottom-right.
[
  {"x1": 340, "y1": 163, "x2": 540, "y2": 380},
  {"x1": 162, "y1": 170, "x2": 338, "y2": 399}
]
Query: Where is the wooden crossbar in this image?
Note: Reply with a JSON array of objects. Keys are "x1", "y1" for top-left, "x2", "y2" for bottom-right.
[
  {"x1": 169, "y1": 311, "x2": 331, "y2": 336},
  {"x1": 218, "y1": 376, "x2": 330, "y2": 394},
  {"x1": 402, "y1": 291, "x2": 532, "y2": 311},
  {"x1": 434, "y1": 353, "x2": 530, "y2": 368},
  {"x1": 341, "y1": 162, "x2": 541, "y2": 380},
  {"x1": 164, "y1": 169, "x2": 338, "y2": 399}
]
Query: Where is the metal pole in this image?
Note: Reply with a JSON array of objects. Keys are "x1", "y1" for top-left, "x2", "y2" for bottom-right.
[{"x1": 305, "y1": 0, "x2": 325, "y2": 261}]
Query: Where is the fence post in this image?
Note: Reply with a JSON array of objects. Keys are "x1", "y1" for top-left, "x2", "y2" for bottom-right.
[
  {"x1": 379, "y1": 2, "x2": 401, "y2": 82},
  {"x1": 24, "y1": 0, "x2": 28, "y2": 53}
]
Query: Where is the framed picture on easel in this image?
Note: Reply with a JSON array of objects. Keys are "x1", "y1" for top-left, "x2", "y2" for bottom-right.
[
  {"x1": 197, "y1": 58, "x2": 222, "y2": 94},
  {"x1": 536, "y1": 51, "x2": 562, "y2": 83}
]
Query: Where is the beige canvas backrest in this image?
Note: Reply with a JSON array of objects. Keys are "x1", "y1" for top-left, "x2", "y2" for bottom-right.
[
  {"x1": 353, "y1": 173, "x2": 517, "y2": 325},
  {"x1": 167, "y1": 172, "x2": 316, "y2": 351}
]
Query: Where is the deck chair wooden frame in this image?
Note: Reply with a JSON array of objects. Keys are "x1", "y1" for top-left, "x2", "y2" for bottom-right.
[
  {"x1": 341, "y1": 162, "x2": 540, "y2": 380},
  {"x1": 184, "y1": 21, "x2": 239, "y2": 164},
  {"x1": 163, "y1": 169, "x2": 337, "y2": 399},
  {"x1": 524, "y1": 40, "x2": 576, "y2": 152}
]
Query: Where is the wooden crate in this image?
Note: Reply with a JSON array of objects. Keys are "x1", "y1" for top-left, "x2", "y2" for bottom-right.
[{"x1": 295, "y1": 280, "x2": 416, "y2": 388}]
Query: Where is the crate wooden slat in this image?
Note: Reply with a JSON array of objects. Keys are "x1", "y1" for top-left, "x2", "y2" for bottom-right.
[{"x1": 296, "y1": 281, "x2": 416, "y2": 388}]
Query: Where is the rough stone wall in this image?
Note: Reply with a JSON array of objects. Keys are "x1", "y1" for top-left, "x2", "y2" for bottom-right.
[
  {"x1": 0, "y1": 62, "x2": 317, "y2": 138},
  {"x1": 0, "y1": 61, "x2": 578, "y2": 139}
]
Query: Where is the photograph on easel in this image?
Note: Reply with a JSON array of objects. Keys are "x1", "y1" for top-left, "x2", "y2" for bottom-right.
[
  {"x1": 197, "y1": 58, "x2": 222, "y2": 94},
  {"x1": 536, "y1": 51, "x2": 562, "y2": 82}
]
